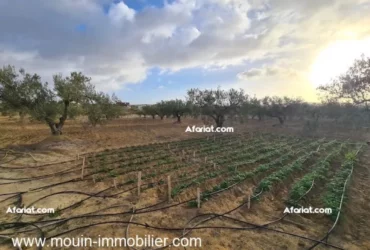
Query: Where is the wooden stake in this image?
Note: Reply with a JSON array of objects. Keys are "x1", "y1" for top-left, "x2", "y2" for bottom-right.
[
  {"x1": 204, "y1": 156, "x2": 207, "y2": 163},
  {"x1": 137, "y1": 171, "x2": 142, "y2": 196},
  {"x1": 213, "y1": 162, "x2": 216, "y2": 169},
  {"x1": 81, "y1": 157, "x2": 85, "y2": 179},
  {"x1": 93, "y1": 175, "x2": 96, "y2": 183},
  {"x1": 193, "y1": 150, "x2": 196, "y2": 157},
  {"x1": 113, "y1": 178, "x2": 117, "y2": 189},
  {"x1": 167, "y1": 175, "x2": 172, "y2": 202},
  {"x1": 247, "y1": 187, "x2": 252, "y2": 209},
  {"x1": 197, "y1": 188, "x2": 201, "y2": 208}
]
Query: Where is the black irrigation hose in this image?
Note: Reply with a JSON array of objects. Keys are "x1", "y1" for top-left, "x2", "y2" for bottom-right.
[
  {"x1": 0, "y1": 222, "x2": 45, "y2": 250},
  {"x1": 11, "y1": 138, "x2": 319, "y2": 224},
  {"x1": 0, "y1": 138, "x2": 228, "y2": 188},
  {"x1": 15, "y1": 220, "x2": 333, "y2": 250},
  {"x1": 0, "y1": 171, "x2": 254, "y2": 230},
  {"x1": 0, "y1": 151, "x2": 172, "y2": 185},
  {"x1": 0, "y1": 136, "x2": 350, "y2": 250},
  {"x1": 305, "y1": 146, "x2": 363, "y2": 250},
  {"x1": 0, "y1": 157, "x2": 81, "y2": 170},
  {"x1": 0, "y1": 133, "x2": 276, "y2": 188},
  {"x1": 0, "y1": 132, "x2": 275, "y2": 171},
  {"x1": 2, "y1": 135, "x2": 292, "y2": 215},
  {"x1": 0, "y1": 146, "x2": 307, "y2": 228},
  {"x1": 32, "y1": 189, "x2": 342, "y2": 250},
  {"x1": 0, "y1": 134, "x2": 213, "y2": 170},
  {"x1": 1, "y1": 141, "x2": 313, "y2": 222}
]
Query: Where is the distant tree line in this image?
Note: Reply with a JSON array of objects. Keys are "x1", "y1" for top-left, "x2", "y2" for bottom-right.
[
  {"x1": 134, "y1": 55, "x2": 370, "y2": 130},
  {"x1": 1, "y1": 55, "x2": 369, "y2": 135}
]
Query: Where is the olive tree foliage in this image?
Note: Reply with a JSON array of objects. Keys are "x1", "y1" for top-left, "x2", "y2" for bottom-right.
[
  {"x1": 145, "y1": 100, "x2": 190, "y2": 122},
  {"x1": 50, "y1": 72, "x2": 92, "y2": 134},
  {"x1": 0, "y1": 65, "x2": 94, "y2": 135},
  {"x1": 67, "y1": 103, "x2": 84, "y2": 120},
  {"x1": 187, "y1": 88, "x2": 246, "y2": 127},
  {"x1": 84, "y1": 92, "x2": 122, "y2": 126},
  {"x1": 318, "y1": 55, "x2": 370, "y2": 128},
  {"x1": 155, "y1": 101, "x2": 170, "y2": 120},
  {"x1": 262, "y1": 96, "x2": 303, "y2": 125},
  {"x1": 142, "y1": 105, "x2": 158, "y2": 119},
  {"x1": 319, "y1": 55, "x2": 370, "y2": 107},
  {"x1": 241, "y1": 97, "x2": 264, "y2": 120},
  {"x1": 302, "y1": 104, "x2": 321, "y2": 133},
  {"x1": 0, "y1": 66, "x2": 58, "y2": 131},
  {"x1": 0, "y1": 66, "x2": 40, "y2": 121},
  {"x1": 163, "y1": 99, "x2": 190, "y2": 123},
  {"x1": 320, "y1": 101, "x2": 368, "y2": 128}
]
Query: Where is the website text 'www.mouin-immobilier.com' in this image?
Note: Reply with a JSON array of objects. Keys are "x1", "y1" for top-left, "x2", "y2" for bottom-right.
[{"x1": 11, "y1": 235, "x2": 202, "y2": 248}]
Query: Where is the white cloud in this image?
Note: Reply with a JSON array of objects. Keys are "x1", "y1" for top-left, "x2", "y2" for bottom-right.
[
  {"x1": 237, "y1": 65, "x2": 302, "y2": 80},
  {"x1": 109, "y1": 2, "x2": 136, "y2": 23},
  {"x1": 0, "y1": 0, "x2": 369, "y2": 96}
]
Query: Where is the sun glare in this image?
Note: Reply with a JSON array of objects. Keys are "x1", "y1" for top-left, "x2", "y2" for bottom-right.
[{"x1": 310, "y1": 38, "x2": 370, "y2": 88}]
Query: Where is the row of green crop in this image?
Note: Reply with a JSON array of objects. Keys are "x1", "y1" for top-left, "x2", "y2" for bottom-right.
[
  {"x1": 322, "y1": 144, "x2": 364, "y2": 220},
  {"x1": 91, "y1": 134, "x2": 272, "y2": 185},
  {"x1": 287, "y1": 142, "x2": 347, "y2": 206},
  {"x1": 90, "y1": 132, "x2": 288, "y2": 162},
  {"x1": 91, "y1": 134, "x2": 306, "y2": 189},
  {"x1": 92, "y1": 135, "x2": 264, "y2": 184},
  {"x1": 90, "y1": 133, "x2": 252, "y2": 164},
  {"x1": 149, "y1": 137, "x2": 301, "y2": 191},
  {"x1": 91, "y1": 134, "x2": 219, "y2": 159},
  {"x1": 171, "y1": 138, "x2": 306, "y2": 198},
  {"x1": 193, "y1": 138, "x2": 325, "y2": 206},
  {"x1": 255, "y1": 140, "x2": 337, "y2": 194},
  {"x1": 174, "y1": 136, "x2": 265, "y2": 158}
]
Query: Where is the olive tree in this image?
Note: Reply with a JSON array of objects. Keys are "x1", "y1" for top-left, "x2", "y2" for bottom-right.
[
  {"x1": 262, "y1": 96, "x2": 303, "y2": 125},
  {"x1": 164, "y1": 99, "x2": 190, "y2": 123},
  {"x1": 0, "y1": 65, "x2": 93, "y2": 135},
  {"x1": 155, "y1": 101, "x2": 170, "y2": 120},
  {"x1": 319, "y1": 55, "x2": 370, "y2": 107},
  {"x1": 142, "y1": 105, "x2": 158, "y2": 119},
  {"x1": 187, "y1": 88, "x2": 246, "y2": 127},
  {"x1": 84, "y1": 92, "x2": 122, "y2": 126}
]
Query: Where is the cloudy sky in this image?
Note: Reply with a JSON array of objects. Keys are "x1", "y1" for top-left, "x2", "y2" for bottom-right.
[{"x1": 1, "y1": 0, "x2": 370, "y2": 104}]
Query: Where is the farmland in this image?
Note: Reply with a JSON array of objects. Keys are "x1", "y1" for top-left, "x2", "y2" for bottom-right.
[
  {"x1": 0, "y1": 118, "x2": 369, "y2": 250},
  {"x1": 1, "y1": 0, "x2": 370, "y2": 248}
]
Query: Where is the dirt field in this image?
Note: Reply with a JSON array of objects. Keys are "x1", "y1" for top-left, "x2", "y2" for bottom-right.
[{"x1": 0, "y1": 116, "x2": 369, "y2": 250}]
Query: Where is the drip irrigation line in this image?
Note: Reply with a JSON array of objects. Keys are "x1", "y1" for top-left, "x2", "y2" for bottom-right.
[
  {"x1": 306, "y1": 145, "x2": 363, "y2": 250},
  {"x1": 0, "y1": 133, "x2": 234, "y2": 170},
  {"x1": 0, "y1": 222, "x2": 44, "y2": 250},
  {"x1": 2, "y1": 138, "x2": 320, "y2": 230},
  {"x1": 3, "y1": 137, "x2": 298, "y2": 216},
  {"x1": 0, "y1": 137, "x2": 353, "y2": 250}
]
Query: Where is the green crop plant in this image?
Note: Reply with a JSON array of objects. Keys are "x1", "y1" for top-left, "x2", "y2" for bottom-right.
[
  {"x1": 108, "y1": 170, "x2": 118, "y2": 177},
  {"x1": 322, "y1": 144, "x2": 364, "y2": 221}
]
